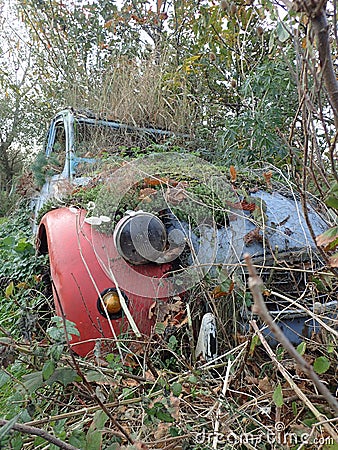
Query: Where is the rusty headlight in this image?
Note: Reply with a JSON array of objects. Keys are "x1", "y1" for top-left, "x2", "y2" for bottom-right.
[{"x1": 113, "y1": 211, "x2": 167, "y2": 265}]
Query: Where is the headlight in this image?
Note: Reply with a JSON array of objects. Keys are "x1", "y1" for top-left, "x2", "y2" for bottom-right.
[
  {"x1": 113, "y1": 211, "x2": 167, "y2": 265},
  {"x1": 97, "y1": 288, "x2": 128, "y2": 319}
]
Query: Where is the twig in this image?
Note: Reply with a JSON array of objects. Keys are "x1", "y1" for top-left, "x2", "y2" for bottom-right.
[
  {"x1": 52, "y1": 280, "x2": 135, "y2": 445},
  {"x1": 250, "y1": 321, "x2": 338, "y2": 441},
  {"x1": 212, "y1": 359, "x2": 232, "y2": 449},
  {"x1": 245, "y1": 254, "x2": 338, "y2": 415},
  {"x1": 245, "y1": 254, "x2": 338, "y2": 438},
  {"x1": 269, "y1": 289, "x2": 338, "y2": 338},
  {"x1": 0, "y1": 419, "x2": 79, "y2": 450}
]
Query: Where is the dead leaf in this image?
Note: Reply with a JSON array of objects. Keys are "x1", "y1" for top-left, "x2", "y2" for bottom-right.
[
  {"x1": 170, "y1": 393, "x2": 181, "y2": 421},
  {"x1": 212, "y1": 281, "x2": 234, "y2": 298},
  {"x1": 138, "y1": 187, "x2": 157, "y2": 201},
  {"x1": 316, "y1": 226, "x2": 338, "y2": 251},
  {"x1": 165, "y1": 181, "x2": 188, "y2": 205},
  {"x1": 258, "y1": 376, "x2": 272, "y2": 393},
  {"x1": 150, "y1": 300, "x2": 185, "y2": 329},
  {"x1": 230, "y1": 165, "x2": 237, "y2": 182},
  {"x1": 104, "y1": 19, "x2": 114, "y2": 28},
  {"x1": 232, "y1": 200, "x2": 256, "y2": 211},
  {"x1": 143, "y1": 176, "x2": 168, "y2": 186},
  {"x1": 154, "y1": 422, "x2": 171, "y2": 440},
  {"x1": 329, "y1": 253, "x2": 338, "y2": 267},
  {"x1": 263, "y1": 171, "x2": 272, "y2": 188},
  {"x1": 244, "y1": 227, "x2": 263, "y2": 245}
]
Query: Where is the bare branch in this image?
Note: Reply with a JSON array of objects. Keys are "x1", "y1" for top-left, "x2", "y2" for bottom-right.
[
  {"x1": 250, "y1": 321, "x2": 338, "y2": 441},
  {"x1": 244, "y1": 253, "x2": 338, "y2": 417},
  {"x1": 0, "y1": 419, "x2": 79, "y2": 450}
]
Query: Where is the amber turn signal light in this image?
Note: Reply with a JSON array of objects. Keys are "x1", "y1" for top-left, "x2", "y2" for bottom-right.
[{"x1": 97, "y1": 288, "x2": 128, "y2": 319}]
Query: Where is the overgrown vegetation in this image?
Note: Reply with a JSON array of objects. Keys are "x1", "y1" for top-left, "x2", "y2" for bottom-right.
[
  {"x1": 1, "y1": 0, "x2": 338, "y2": 448},
  {"x1": 0, "y1": 214, "x2": 337, "y2": 449}
]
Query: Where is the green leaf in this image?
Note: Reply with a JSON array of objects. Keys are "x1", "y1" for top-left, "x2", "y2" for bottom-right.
[
  {"x1": 323, "y1": 443, "x2": 338, "y2": 450},
  {"x1": 0, "y1": 370, "x2": 10, "y2": 388},
  {"x1": 1, "y1": 236, "x2": 15, "y2": 249},
  {"x1": 156, "y1": 408, "x2": 175, "y2": 423},
  {"x1": 325, "y1": 195, "x2": 338, "y2": 210},
  {"x1": 22, "y1": 371, "x2": 44, "y2": 393},
  {"x1": 85, "y1": 410, "x2": 108, "y2": 450},
  {"x1": 47, "y1": 317, "x2": 80, "y2": 343},
  {"x1": 313, "y1": 356, "x2": 331, "y2": 374},
  {"x1": 188, "y1": 375, "x2": 197, "y2": 384},
  {"x1": 273, "y1": 383, "x2": 284, "y2": 407},
  {"x1": 155, "y1": 322, "x2": 165, "y2": 335},
  {"x1": 296, "y1": 342, "x2": 306, "y2": 356},
  {"x1": 69, "y1": 429, "x2": 86, "y2": 448},
  {"x1": 171, "y1": 382, "x2": 182, "y2": 397},
  {"x1": 9, "y1": 433, "x2": 23, "y2": 450},
  {"x1": 42, "y1": 360, "x2": 55, "y2": 381},
  {"x1": 249, "y1": 334, "x2": 261, "y2": 355},
  {"x1": 147, "y1": 402, "x2": 175, "y2": 423},
  {"x1": 46, "y1": 368, "x2": 79, "y2": 387},
  {"x1": 0, "y1": 415, "x2": 20, "y2": 440},
  {"x1": 327, "y1": 342, "x2": 334, "y2": 354},
  {"x1": 84, "y1": 370, "x2": 109, "y2": 383},
  {"x1": 276, "y1": 21, "x2": 290, "y2": 43},
  {"x1": 5, "y1": 281, "x2": 14, "y2": 298},
  {"x1": 14, "y1": 240, "x2": 34, "y2": 254},
  {"x1": 291, "y1": 401, "x2": 297, "y2": 416},
  {"x1": 325, "y1": 183, "x2": 338, "y2": 209},
  {"x1": 168, "y1": 335, "x2": 177, "y2": 350}
]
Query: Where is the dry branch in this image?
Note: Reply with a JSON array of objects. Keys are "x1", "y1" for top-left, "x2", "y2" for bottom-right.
[
  {"x1": 286, "y1": 0, "x2": 338, "y2": 126},
  {"x1": 0, "y1": 419, "x2": 79, "y2": 450},
  {"x1": 250, "y1": 321, "x2": 338, "y2": 441},
  {"x1": 244, "y1": 253, "x2": 338, "y2": 417}
]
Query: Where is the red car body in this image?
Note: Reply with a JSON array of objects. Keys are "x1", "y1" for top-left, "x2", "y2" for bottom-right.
[{"x1": 37, "y1": 207, "x2": 171, "y2": 357}]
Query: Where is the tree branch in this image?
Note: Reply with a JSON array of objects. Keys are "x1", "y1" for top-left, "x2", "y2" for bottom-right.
[
  {"x1": 0, "y1": 419, "x2": 79, "y2": 450},
  {"x1": 249, "y1": 321, "x2": 338, "y2": 441},
  {"x1": 244, "y1": 253, "x2": 338, "y2": 417}
]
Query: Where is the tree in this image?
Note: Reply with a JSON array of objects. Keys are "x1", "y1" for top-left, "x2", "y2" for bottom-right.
[{"x1": 0, "y1": 2, "x2": 49, "y2": 192}]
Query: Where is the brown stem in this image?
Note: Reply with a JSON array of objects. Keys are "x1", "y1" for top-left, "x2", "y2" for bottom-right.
[
  {"x1": 0, "y1": 419, "x2": 79, "y2": 450},
  {"x1": 312, "y1": 12, "x2": 338, "y2": 128},
  {"x1": 244, "y1": 253, "x2": 338, "y2": 417}
]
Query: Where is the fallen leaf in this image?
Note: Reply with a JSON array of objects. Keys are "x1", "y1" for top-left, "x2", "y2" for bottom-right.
[
  {"x1": 232, "y1": 200, "x2": 256, "y2": 211},
  {"x1": 104, "y1": 19, "x2": 114, "y2": 28},
  {"x1": 258, "y1": 376, "x2": 272, "y2": 393},
  {"x1": 212, "y1": 281, "x2": 234, "y2": 298},
  {"x1": 154, "y1": 422, "x2": 170, "y2": 440},
  {"x1": 165, "y1": 181, "x2": 188, "y2": 205},
  {"x1": 138, "y1": 187, "x2": 157, "y2": 200},
  {"x1": 316, "y1": 226, "x2": 338, "y2": 251},
  {"x1": 244, "y1": 227, "x2": 263, "y2": 245},
  {"x1": 263, "y1": 171, "x2": 272, "y2": 188},
  {"x1": 329, "y1": 253, "x2": 338, "y2": 267},
  {"x1": 143, "y1": 176, "x2": 168, "y2": 186},
  {"x1": 230, "y1": 165, "x2": 237, "y2": 182}
]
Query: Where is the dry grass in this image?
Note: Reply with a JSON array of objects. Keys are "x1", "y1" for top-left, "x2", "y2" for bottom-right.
[{"x1": 63, "y1": 53, "x2": 196, "y2": 133}]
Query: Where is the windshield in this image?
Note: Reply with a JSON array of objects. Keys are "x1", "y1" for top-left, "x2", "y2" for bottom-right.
[
  {"x1": 71, "y1": 119, "x2": 175, "y2": 178},
  {"x1": 73, "y1": 119, "x2": 171, "y2": 158}
]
